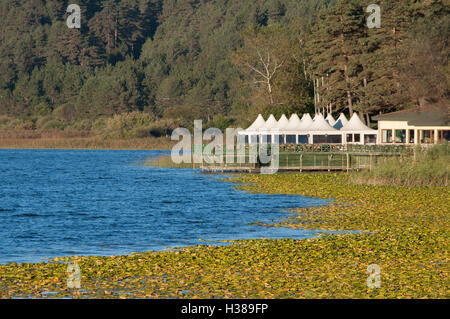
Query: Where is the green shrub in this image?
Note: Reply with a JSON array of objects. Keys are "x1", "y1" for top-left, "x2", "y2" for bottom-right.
[
  {"x1": 69, "y1": 119, "x2": 94, "y2": 131},
  {"x1": 33, "y1": 102, "x2": 52, "y2": 117},
  {"x1": 206, "y1": 115, "x2": 235, "y2": 132},
  {"x1": 40, "y1": 119, "x2": 66, "y2": 131},
  {"x1": 0, "y1": 115, "x2": 11, "y2": 128},
  {"x1": 14, "y1": 119, "x2": 36, "y2": 130},
  {"x1": 103, "y1": 112, "x2": 156, "y2": 138},
  {"x1": 35, "y1": 116, "x2": 52, "y2": 129},
  {"x1": 53, "y1": 104, "x2": 76, "y2": 121},
  {"x1": 92, "y1": 117, "x2": 109, "y2": 131}
]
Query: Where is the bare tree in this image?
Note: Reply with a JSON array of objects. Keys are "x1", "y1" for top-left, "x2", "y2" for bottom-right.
[{"x1": 231, "y1": 25, "x2": 292, "y2": 106}]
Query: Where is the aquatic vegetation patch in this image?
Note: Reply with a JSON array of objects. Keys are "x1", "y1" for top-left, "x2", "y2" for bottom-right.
[{"x1": 0, "y1": 173, "x2": 448, "y2": 298}]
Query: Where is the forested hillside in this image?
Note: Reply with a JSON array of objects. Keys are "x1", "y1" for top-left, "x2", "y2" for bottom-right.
[{"x1": 0, "y1": 0, "x2": 447, "y2": 137}]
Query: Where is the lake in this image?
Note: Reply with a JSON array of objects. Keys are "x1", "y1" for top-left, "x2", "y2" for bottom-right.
[{"x1": 0, "y1": 149, "x2": 330, "y2": 264}]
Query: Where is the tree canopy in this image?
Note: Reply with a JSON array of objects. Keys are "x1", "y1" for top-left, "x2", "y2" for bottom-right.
[{"x1": 0, "y1": 0, "x2": 447, "y2": 134}]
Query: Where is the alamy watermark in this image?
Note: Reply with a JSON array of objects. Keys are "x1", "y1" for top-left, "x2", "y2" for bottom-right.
[
  {"x1": 66, "y1": 4, "x2": 81, "y2": 29},
  {"x1": 366, "y1": 264, "x2": 381, "y2": 288},
  {"x1": 366, "y1": 4, "x2": 381, "y2": 29},
  {"x1": 67, "y1": 262, "x2": 81, "y2": 289},
  {"x1": 171, "y1": 120, "x2": 279, "y2": 174},
  {"x1": 65, "y1": 3, "x2": 380, "y2": 30}
]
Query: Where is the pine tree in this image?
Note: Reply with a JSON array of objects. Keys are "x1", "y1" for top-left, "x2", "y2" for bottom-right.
[{"x1": 307, "y1": 0, "x2": 365, "y2": 115}]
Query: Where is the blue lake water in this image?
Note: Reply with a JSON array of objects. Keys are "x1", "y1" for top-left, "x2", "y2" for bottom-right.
[{"x1": 0, "y1": 149, "x2": 331, "y2": 264}]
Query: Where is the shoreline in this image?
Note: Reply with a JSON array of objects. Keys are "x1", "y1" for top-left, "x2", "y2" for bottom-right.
[
  {"x1": 1, "y1": 173, "x2": 447, "y2": 298},
  {"x1": 0, "y1": 137, "x2": 174, "y2": 151}
]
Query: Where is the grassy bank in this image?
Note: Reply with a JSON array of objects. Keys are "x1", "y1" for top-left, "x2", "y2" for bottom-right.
[
  {"x1": 0, "y1": 173, "x2": 448, "y2": 299},
  {"x1": 144, "y1": 156, "x2": 194, "y2": 168},
  {"x1": 351, "y1": 144, "x2": 449, "y2": 186},
  {"x1": 0, "y1": 130, "x2": 174, "y2": 150}
]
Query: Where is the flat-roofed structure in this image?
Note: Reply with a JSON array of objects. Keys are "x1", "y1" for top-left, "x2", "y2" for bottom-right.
[{"x1": 373, "y1": 107, "x2": 450, "y2": 145}]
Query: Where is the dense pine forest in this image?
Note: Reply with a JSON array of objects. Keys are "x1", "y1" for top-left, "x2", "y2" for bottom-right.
[{"x1": 0, "y1": 0, "x2": 448, "y2": 138}]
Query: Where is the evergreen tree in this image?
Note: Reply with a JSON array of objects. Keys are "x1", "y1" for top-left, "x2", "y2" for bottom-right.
[
  {"x1": 307, "y1": 0, "x2": 365, "y2": 116},
  {"x1": 0, "y1": 0, "x2": 446, "y2": 133}
]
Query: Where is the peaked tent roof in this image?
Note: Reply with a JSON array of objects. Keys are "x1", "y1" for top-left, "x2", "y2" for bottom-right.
[
  {"x1": 333, "y1": 113, "x2": 349, "y2": 130},
  {"x1": 259, "y1": 114, "x2": 278, "y2": 132},
  {"x1": 337, "y1": 113, "x2": 349, "y2": 125},
  {"x1": 298, "y1": 113, "x2": 314, "y2": 130},
  {"x1": 289, "y1": 113, "x2": 300, "y2": 123},
  {"x1": 285, "y1": 114, "x2": 302, "y2": 131},
  {"x1": 271, "y1": 114, "x2": 290, "y2": 131},
  {"x1": 309, "y1": 114, "x2": 337, "y2": 132},
  {"x1": 244, "y1": 114, "x2": 266, "y2": 133},
  {"x1": 341, "y1": 113, "x2": 377, "y2": 132},
  {"x1": 326, "y1": 113, "x2": 337, "y2": 126}
]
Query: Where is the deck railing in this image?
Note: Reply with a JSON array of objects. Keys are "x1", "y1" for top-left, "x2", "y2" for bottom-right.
[{"x1": 194, "y1": 143, "x2": 411, "y2": 172}]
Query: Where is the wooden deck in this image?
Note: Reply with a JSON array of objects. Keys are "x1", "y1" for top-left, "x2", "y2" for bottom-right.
[{"x1": 199, "y1": 151, "x2": 400, "y2": 173}]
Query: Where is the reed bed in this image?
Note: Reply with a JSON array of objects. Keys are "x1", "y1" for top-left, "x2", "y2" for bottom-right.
[
  {"x1": 350, "y1": 143, "x2": 449, "y2": 186},
  {"x1": 0, "y1": 132, "x2": 174, "y2": 150}
]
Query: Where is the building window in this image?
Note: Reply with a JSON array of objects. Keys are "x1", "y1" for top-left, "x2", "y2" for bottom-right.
[
  {"x1": 346, "y1": 134, "x2": 353, "y2": 143},
  {"x1": 313, "y1": 135, "x2": 327, "y2": 144},
  {"x1": 354, "y1": 134, "x2": 361, "y2": 143},
  {"x1": 274, "y1": 135, "x2": 284, "y2": 144},
  {"x1": 327, "y1": 135, "x2": 342, "y2": 144},
  {"x1": 244, "y1": 135, "x2": 249, "y2": 144},
  {"x1": 394, "y1": 129, "x2": 406, "y2": 143},
  {"x1": 250, "y1": 135, "x2": 259, "y2": 144},
  {"x1": 420, "y1": 130, "x2": 434, "y2": 144},
  {"x1": 297, "y1": 135, "x2": 308, "y2": 144},
  {"x1": 382, "y1": 130, "x2": 393, "y2": 143},
  {"x1": 364, "y1": 135, "x2": 377, "y2": 144},
  {"x1": 438, "y1": 130, "x2": 450, "y2": 143},
  {"x1": 286, "y1": 135, "x2": 296, "y2": 144},
  {"x1": 409, "y1": 130, "x2": 415, "y2": 144},
  {"x1": 262, "y1": 135, "x2": 272, "y2": 144}
]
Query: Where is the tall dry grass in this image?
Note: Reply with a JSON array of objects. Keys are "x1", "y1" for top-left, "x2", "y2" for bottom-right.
[
  {"x1": 351, "y1": 143, "x2": 449, "y2": 186},
  {"x1": 0, "y1": 130, "x2": 175, "y2": 150},
  {"x1": 144, "y1": 155, "x2": 194, "y2": 168}
]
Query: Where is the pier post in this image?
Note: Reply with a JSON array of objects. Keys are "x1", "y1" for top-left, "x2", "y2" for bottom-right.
[
  {"x1": 300, "y1": 154, "x2": 303, "y2": 172},
  {"x1": 346, "y1": 153, "x2": 350, "y2": 172}
]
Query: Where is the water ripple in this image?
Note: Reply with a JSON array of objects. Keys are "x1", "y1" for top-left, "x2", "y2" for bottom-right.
[{"x1": 0, "y1": 149, "x2": 331, "y2": 264}]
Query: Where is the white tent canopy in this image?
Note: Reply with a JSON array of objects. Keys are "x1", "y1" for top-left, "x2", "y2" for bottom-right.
[
  {"x1": 241, "y1": 112, "x2": 377, "y2": 145},
  {"x1": 339, "y1": 113, "x2": 378, "y2": 144},
  {"x1": 285, "y1": 114, "x2": 302, "y2": 132},
  {"x1": 243, "y1": 114, "x2": 265, "y2": 133},
  {"x1": 259, "y1": 114, "x2": 278, "y2": 132},
  {"x1": 298, "y1": 113, "x2": 314, "y2": 131},
  {"x1": 337, "y1": 113, "x2": 349, "y2": 126},
  {"x1": 341, "y1": 113, "x2": 376, "y2": 132},
  {"x1": 309, "y1": 114, "x2": 337, "y2": 132},
  {"x1": 271, "y1": 114, "x2": 290, "y2": 132},
  {"x1": 326, "y1": 113, "x2": 336, "y2": 127},
  {"x1": 333, "y1": 113, "x2": 349, "y2": 130}
]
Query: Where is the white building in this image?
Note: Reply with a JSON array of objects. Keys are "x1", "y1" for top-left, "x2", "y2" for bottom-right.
[
  {"x1": 373, "y1": 107, "x2": 450, "y2": 145},
  {"x1": 239, "y1": 107, "x2": 449, "y2": 146}
]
